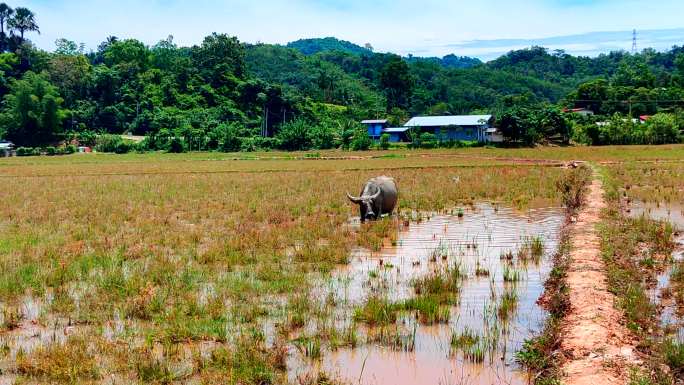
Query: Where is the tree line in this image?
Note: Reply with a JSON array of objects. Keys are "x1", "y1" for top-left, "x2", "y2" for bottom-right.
[{"x1": 0, "y1": 3, "x2": 682, "y2": 154}]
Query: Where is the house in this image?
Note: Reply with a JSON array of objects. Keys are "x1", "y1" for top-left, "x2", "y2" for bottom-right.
[
  {"x1": 485, "y1": 128, "x2": 504, "y2": 143},
  {"x1": 0, "y1": 140, "x2": 14, "y2": 157},
  {"x1": 563, "y1": 108, "x2": 594, "y2": 117},
  {"x1": 383, "y1": 127, "x2": 410, "y2": 143},
  {"x1": 361, "y1": 119, "x2": 388, "y2": 140},
  {"x1": 402, "y1": 115, "x2": 494, "y2": 142}
]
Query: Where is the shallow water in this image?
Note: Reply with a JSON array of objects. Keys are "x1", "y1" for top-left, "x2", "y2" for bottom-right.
[
  {"x1": 629, "y1": 201, "x2": 684, "y2": 231},
  {"x1": 289, "y1": 204, "x2": 564, "y2": 385},
  {"x1": 629, "y1": 201, "x2": 684, "y2": 333}
]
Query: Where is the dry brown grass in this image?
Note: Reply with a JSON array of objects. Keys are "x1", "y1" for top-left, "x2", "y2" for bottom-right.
[{"x1": 0, "y1": 151, "x2": 571, "y2": 383}]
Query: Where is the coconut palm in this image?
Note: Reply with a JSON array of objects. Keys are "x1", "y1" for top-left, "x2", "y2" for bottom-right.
[
  {"x1": 8, "y1": 7, "x2": 39, "y2": 40},
  {"x1": 0, "y1": 3, "x2": 13, "y2": 36}
]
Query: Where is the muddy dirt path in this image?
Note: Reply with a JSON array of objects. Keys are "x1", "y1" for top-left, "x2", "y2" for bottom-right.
[{"x1": 561, "y1": 173, "x2": 638, "y2": 385}]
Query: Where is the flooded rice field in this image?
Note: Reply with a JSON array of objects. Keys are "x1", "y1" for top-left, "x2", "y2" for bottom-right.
[
  {"x1": 628, "y1": 201, "x2": 684, "y2": 334},
  {"x1": 289, "y1": 204, "x2": 565, "y2": 385}
]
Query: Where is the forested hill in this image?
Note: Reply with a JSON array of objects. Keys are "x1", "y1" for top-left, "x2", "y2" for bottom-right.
[
  {"x1": 286, "y1": 37, "x2": 373, "y2": 56},
  {"x1": 286, "y1": 37, "x2": 482, "y2": 69},
  {"x1": 1, "y1": 3, "x2": 684, "y2": 152}
]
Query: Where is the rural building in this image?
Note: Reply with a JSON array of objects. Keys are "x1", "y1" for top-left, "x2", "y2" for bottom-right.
[
  {"x1": 383, "y1": 127, "x2": 410, "y2": 142},
  {"x1": 485, "y1": 128, "x2": 504, "y2": 143},
  {"x1": 0, "y1": 140, "x2": 14, "y2": 157},
  {"x1": 563, "y1": 108, "x2": 594, "y2": 116},
  {"x1": 403, "y1": 115, "x2": 494, "y2": 142},
  {"x1": 361, "y1": 119, "x2": 388, "y2": 140}
]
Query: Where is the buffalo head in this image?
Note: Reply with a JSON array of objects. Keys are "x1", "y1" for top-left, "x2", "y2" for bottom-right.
[{"x1": 347, "y1": 190, "x2": 381, "y2": 222}]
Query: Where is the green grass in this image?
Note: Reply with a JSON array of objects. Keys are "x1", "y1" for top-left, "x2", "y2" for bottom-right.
[
  {"x1": 0, "y1": 149, "x2": 630, "y2": 383},
  {"x1": 353, "y1": 297, "x2": 398, "y2": 327},
  {"x1": 599, "y1": 165, "x2": 677, "y2": 383}
]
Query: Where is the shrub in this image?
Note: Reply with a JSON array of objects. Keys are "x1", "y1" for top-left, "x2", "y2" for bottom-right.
[
  {"x1": 350, "y1": 129, "x2": 371, "y2": 151},
  {"x1": 277, "y1": 118, "x2": 312, "y2": 151},
  {"x1": 379, "y1": 133, "x2": 390, "y2": 150},
  {"x1": 116, "y1": 141, "x2": 133, "y2": 154},
  {"x1": 167, "y1": 137, "x2": 186, "y2": 153},
  {"x1": 95, "y1": 134, "x2": 133, "y2": 154},
  {"x1": 240, "y1": 136, "x2": 279, "y2": 152},
  {"x1": 44, "y1": 146, "x2": 57, "y2": 156},
  {"x1": 418, "y1": 132, "x2": 438, "y2": 148},
  {"x1": 16, "y1": 147, "x2": 34, "y2": 156},
  {"x1": 134, "y1": 139, "x2": 151, "y2": 153},
  {"x1": 643, "y1": 113, "x2": 681, "y2": 144},
  {"x1": 310, "y1": 124, "x2": 338, "y2": 150},
  {"x1": 214, "y1": 122, "x2": 242, "y2": 152},
  {"x1": 556, "y1": 165, "x2": 591, "y2": 212},
  {"x1": 63, "y1": 145, "x2": 77, "y2": 154},
  {"x1": 76, "y1": 130, "x2": 97, "y2": 146}
]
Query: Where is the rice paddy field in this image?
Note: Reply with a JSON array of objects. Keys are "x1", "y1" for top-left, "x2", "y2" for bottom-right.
[{"x1": 0, "y1": 145, "x2": 683, "y2": 385}]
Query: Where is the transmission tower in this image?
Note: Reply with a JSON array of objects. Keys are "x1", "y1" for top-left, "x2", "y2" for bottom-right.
[{"x1": 632, "y1": 29, "x2": 638, "y2": 53}]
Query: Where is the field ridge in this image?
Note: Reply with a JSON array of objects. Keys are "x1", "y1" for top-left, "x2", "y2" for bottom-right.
[{"x1": 561, "y1": 172, "x2": 638, "y2": 384}]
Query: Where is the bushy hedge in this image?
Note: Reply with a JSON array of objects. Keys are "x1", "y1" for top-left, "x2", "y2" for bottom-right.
[
  {"x1": 16, "y1": 147, "x2": 41, "y2": 156},
  {"x1": 572, "y1": 113, "x2": 682, "y2": 145},
  {"x1": 15, "y1": 145, "x2": 79, "y2": 156},
  {"x1": 95, "y1": 135, "x2": 135, "y2": 154}
]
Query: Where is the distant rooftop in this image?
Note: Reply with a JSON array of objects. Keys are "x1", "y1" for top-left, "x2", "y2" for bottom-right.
[
  {"x1": 361, "y1": 119, "x2": 388, "y2": 124},
  {"x1": 404, "y1": 115, "x2": 492, "y2": 127},
  {"x1": 384, "y1": 127, "x2": 410, "y2": 133}
]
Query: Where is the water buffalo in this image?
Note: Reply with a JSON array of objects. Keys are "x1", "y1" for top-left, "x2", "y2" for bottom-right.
[{"x1": 347, "y1": 176, "x2": 398, "y2": 223}]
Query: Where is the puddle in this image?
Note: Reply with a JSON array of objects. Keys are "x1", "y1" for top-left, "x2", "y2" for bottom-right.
[
  {"x1": 289, "y1": 204, "x2": 564, "y2": 385},
  {"x1": 0, "y1": 295, "x2": 91, "y2": 384},
  {"x1": 628, "y1": 201, "x2": 684, "y2": 334},
  {"x1": 628, "y1": 201, "x2": 684, "y2": 231}
]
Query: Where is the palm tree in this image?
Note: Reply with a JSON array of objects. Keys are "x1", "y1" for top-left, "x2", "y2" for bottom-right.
[
  {"x1": 8, "y1": 7, "x2": 39, "y2": 40},
  {"x1": 0, "y1": 3, "x2": 13, "y2": 36}
]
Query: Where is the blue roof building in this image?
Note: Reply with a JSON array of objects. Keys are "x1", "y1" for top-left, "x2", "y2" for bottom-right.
[
  {"x1": 361, "y1": 119, "x2": 388, "y2": 140},
  {"x1": 403, "y1": 115, "x2": 493, "y2": 142}
]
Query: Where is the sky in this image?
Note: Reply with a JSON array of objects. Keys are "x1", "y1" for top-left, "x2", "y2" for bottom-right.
[{"x1": 16, "y1": 0, "x2": 684, "y2": 60}]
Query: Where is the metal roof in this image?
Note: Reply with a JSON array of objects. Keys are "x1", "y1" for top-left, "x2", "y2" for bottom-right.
[
  {"x1": 383, "y1": 127, "x2": 410, "y2": 133},
  {"x1": 361, "y1": 119, "x2": 388, "y2": 124},
  {"x1": 404, "y1": 115, "x2": 492, "y2": 127}
]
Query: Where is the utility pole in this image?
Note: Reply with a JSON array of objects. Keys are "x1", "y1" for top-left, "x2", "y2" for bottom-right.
[{"x1": 632, "y1": 29, "x2": 638, "y2": 54}]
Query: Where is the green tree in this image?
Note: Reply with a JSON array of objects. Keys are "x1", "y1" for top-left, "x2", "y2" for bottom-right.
[
  {"x1": 498, "y1": 108, "x2": 530, "y2": 144},
  {"x1": 379, "y1": 133, "x2": 390, "y2": 150},
  {"x1": 572, "y1": 79, "x2": 608, "y2": 114},
  {"x1": 0, "y1": 3, "x2": 13, "y2": 51},
  {"x1": 310, "y1": 123, "x2": 337, "y2": 149},
  {"x1": 350, "y1": 128, "x2": 371, "y2": 151},
  {"x1": 215, "y1": 122, "x2": 242, "y2": 152},
  {"x1": 54, "y1": 38, "x2": 81, "y2": 55},
  {"x1": 0, "y1": 71, "x2": 66, "y2": 145},
  {"x1": 0, "y1": 51, "x2": 16, "y2": 91},
  {"x1": 48, "y1": 53, "x2": 92, "y2": 107},
  {"x1": 0, "y1": 3, "x2": 12, "y2": 35},
  {"x1": 7, "y1": 7, "x2": 39, "y2": 40},
  {"x1": 380, "y1": 56, "x2": 413, "y2": 111},
  {"x1": 192, "y1": 33, "x2": 246, "y2": 88},
  {"x1": 276, "y1": 118, "x2": 312, "y2": 151},
  {"x1": 674, "y1": 54, "x2": 684, "y2": 87},
  {"x1": 104, "y1": 39, "x2": 149, "y2": 70},
  {"x1": 643, "y1": 113, "x2": 681, "y2": 144}
]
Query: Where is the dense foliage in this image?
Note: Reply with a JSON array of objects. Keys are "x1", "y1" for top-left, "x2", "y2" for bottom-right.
[{"x1": 0, "y1": 4, "x2": 682, "y2": 153}]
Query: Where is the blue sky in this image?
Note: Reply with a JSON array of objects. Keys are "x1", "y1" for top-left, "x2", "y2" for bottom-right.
[{"x1": 17, "y1": 0, "x2": 684, "y2": 59}]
